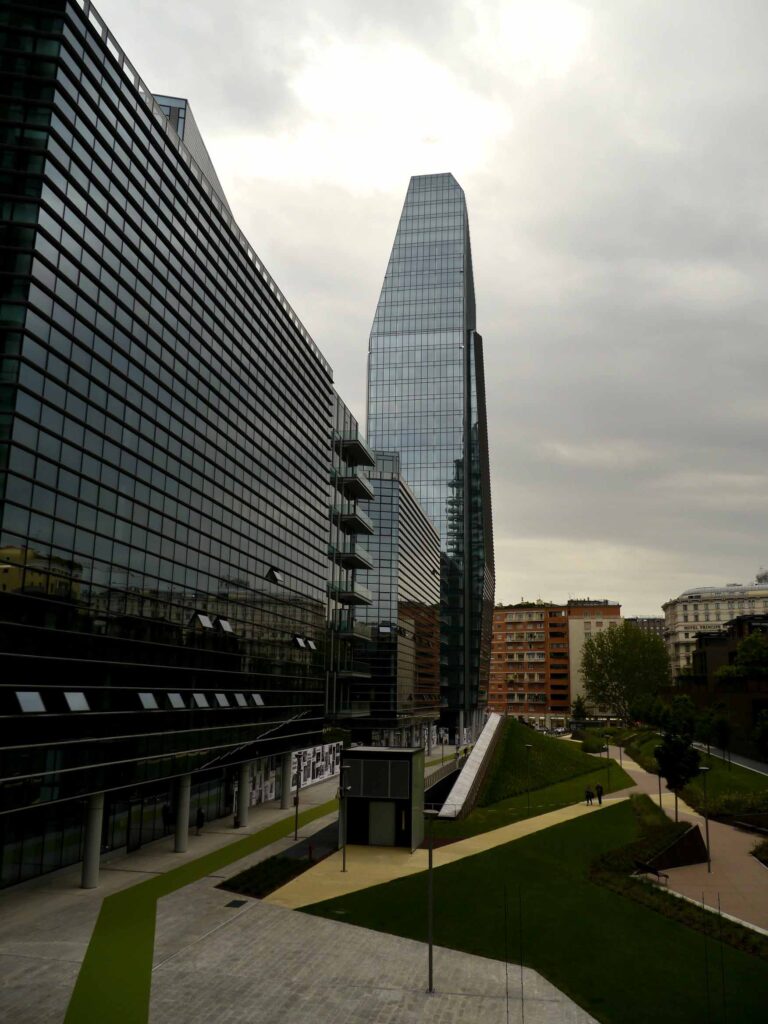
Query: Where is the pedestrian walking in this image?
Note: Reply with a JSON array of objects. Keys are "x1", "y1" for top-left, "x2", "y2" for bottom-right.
[
  {"x1": 585, "y1": 788, "x2": 594, "y2": 806},
  {"x1": 195, "y1": 806, "x2": 205, "y2": 835},
  {"x1": 595, "y1": 783, "x2": 604, "y2": 806},
  {"x1": 161, "y1": 802, "x2": 172, "y2": 832}
]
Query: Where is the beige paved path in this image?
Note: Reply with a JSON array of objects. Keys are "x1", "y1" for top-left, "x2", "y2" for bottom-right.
[
  {"x1": 605, "y1": 743, "x2": 768, "y2": 932},
  {"x1": 266, "y1": 797, "x2": 626, "y2": 909}
]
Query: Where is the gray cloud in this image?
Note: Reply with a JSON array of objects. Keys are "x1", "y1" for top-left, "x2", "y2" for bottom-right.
[{"x1": 95, "y1": 0, "x2": 768, "y2": 614}]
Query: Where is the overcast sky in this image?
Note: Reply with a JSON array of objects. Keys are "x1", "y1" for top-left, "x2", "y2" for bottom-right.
[{"x1": 96, "y1": 0, "x2": 768, "y2": 616}]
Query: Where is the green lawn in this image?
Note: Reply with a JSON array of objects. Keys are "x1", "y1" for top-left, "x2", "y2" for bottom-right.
[
  {"x1": 683, "y1": 751, "x2": 768, "y2": 818},
  {"x1": 307, "y1": 802, "x2": 768, "y2": 1024},
  {"x1": 64, "y1": 798, "x2": 338, "y2": 1024},
  {"x1": 433, "y1": 764, "x2": 633, "y2": 841},
  {"x1": 481, "y1": 719, "x2": 611, "y2": 805}
]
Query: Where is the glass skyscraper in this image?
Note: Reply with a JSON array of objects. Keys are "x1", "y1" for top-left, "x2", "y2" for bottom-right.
[
  {"x1": 366, "y1": 173, "x2": 494, "y2": 736},
  {"x1": 0, "y1": 0, "x2": 365, "y2": 889}
]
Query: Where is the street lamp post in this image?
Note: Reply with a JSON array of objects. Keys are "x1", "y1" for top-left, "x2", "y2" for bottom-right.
[
  {"x1": 525, "y1": 744, "x2": 533, "y2": 818},
  {"x1": 701, "y1": 766, "x2": 711, "y2": 873},
  {"x1": 340, "y1": 762, "x2": 351, "y2": 872},
  {"x1": 294, "y1": 760, "x2": 302, "y2": 842},
  {"x1": 604, "y1": 734, "x2": 611, "y2": 789},
  {"x1": 425, "y1": 807, "x2": 439, "y2": 994}
]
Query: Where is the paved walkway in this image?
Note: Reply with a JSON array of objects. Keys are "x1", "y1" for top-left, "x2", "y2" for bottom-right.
[
  {"x1": 150, "y1": 891, "x2": 597, "y2": 1024},
  {"x1": 605, "y1": 745, "x2": 768, "y2": 932},
  {"x1": 266, "y1": 798, "x2": 625, "y2": 910},
  {"x1": 0, "y1": 779, "x2": 338, "y2": 1024}
]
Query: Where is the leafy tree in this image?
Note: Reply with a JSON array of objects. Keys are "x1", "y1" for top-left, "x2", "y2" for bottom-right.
[
  {"x1": 654, "y1": 733, "x2": 701, "y2": 822},
  {"x1": 754, "y1": 710, "x2": 768, "y2": 762},
  {"x1": 733, "y1": 632, "x2": 768, "y2": 676},
  {"x1": 571, "y1": 695, "x2": 587, "y2": 721},
  {"x1": 695, "y1": 707, "x2": 716, "y2": 756},
  {"x1": 713, "y1": 714, "x2": 733, "y2": 767},
  {"x1": 581, "y1": 621, "x2": 671, "y2": 723},
  {"x1": 667, "y1": 694, "x2": 697, "y2": 742}
]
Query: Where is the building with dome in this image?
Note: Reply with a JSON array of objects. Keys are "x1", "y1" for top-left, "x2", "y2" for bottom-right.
[{"x1": 663, "y1": 570, "x2": 768, "y2": 673}]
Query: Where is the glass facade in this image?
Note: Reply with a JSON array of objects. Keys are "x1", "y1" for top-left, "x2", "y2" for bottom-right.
[
  {"x1": 0, "y1": 0, "x2": 344, "y2": 887},
  {"x1": 366, "y1": 173, "x2": 494, "y2": 732},
  {"x1": 351, "y1": 451, "x2": 440, "y2": 742}
]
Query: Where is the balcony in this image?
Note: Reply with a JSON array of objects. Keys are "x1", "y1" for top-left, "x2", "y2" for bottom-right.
[
  {"x1": 336, "y1": 617, "x2": 373, "y2": 642},
  {"x1": 337, "y1": 431, "x2": 375, "y2": 468},
  {"x1": 331, "y1": 540, "x2": 374, "y2": 570},
  {"x1": 338, "y1": 660, "x2": 372, "y2": 679},
  {"x1": 337, "y1": 467, "x2": 375, "y2": 501},
  {"x1": 332, "y1": 503, "x2": 374, "y2": 536},
  {"x1": 328, "y1": 580, "x2": 373, "y2": 606}
]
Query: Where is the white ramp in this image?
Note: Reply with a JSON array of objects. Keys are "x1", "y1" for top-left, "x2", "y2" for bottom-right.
[{"x1": 438, "y1": 713, "x2": 502, "y2": 819}]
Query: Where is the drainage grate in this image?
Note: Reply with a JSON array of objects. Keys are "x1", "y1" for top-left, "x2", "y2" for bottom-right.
[{"x1": 225, "y1": 899, "x2": 247, "y2": 908}]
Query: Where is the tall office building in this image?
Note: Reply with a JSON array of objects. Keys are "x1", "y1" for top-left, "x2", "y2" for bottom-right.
[
  {"x1": 366, "y1": 173, "x2": 494, "y2": 736},
  {"x1": 0, "y1": 0, "x2": 364, "y2": 889}
]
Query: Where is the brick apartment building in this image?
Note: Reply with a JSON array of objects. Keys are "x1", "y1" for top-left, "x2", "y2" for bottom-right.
[{"x1": 489, "y1": 599, "x2": 622, "y2": 726}]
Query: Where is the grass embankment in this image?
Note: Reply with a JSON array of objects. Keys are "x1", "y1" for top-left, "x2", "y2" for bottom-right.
[
  {"x1": 433, "y1": 720, "x2": 633, "y2": 841},
  {"x1": 64, "y1": 798, "x2": 338, "y2": 1024},
  {"x1": 307, "y1": 801, "x2": 768, "y2": 1024}
]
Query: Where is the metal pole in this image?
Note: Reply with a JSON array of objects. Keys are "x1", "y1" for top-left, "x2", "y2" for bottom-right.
[
  {"x1": 525, "y1": 744, "x2": 532, "y2": 818},
  {"x1": 702, "y1": 768, "x2": 711, "y2": 873},
  {"x1": 427, "y1": 813, "x2": 434, "y2": 994},
  {"x1": 658, "y1": 771, "x2": 662, "y2": 809},
  {"x1": 340, "y1": 763, "x2": 349, "y2": 872},
  {"x1": 294, "y1": 764, "x2": 301, "y2": 842}
]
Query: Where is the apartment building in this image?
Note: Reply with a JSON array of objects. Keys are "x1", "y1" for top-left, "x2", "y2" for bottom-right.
[{"x1": 490, "y1": 599, "x2": 622, "y2": 725}]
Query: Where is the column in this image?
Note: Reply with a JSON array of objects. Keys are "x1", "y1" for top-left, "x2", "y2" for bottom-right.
[
  {"x1": 280, "y1": 752, "x2": 292, "y2": 810},
  {"x1": 81, "y1": 792, "x2": 104, "y2": 889},
  {"x1": 174, "y1": 774, "x2": 191, "y2": 853},
  {"x1": 237, "y1": 762, "x2": 250, "y2": 828},
  {"x1": 426, "y1": 725, "x2": 432, "y2": 755}
]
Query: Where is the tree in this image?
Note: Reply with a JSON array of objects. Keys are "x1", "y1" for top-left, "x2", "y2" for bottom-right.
[
  {"x1": 667, "y1": 694, "x2": 697, "y2": 742},
  {"x1": 581, "y1": 621, "x2": 671, "y2": 723},
  {"x1": 571, "y1": 695, "x2": 587, "y2": 721},
  {"x1": 713, "y1": 714, "x2": 733, "y2": 768},
  {"x1": 695, "y1": 707, "x2": 716, "y2": 756},
  {"x1": 654, "y1": 733, "x2": 701, "y2": 822},
  {"x1": 754, "y1": 710, "x2": 768, "y2": 762}
]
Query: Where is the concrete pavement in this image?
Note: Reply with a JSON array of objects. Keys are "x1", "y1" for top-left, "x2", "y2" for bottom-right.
[
  {"x1": 0, "y1": 779, "x2": 338, "y2": 1024},
  {"x1": 150, "y1": 888, "x2": 598, "y2": 1024}
]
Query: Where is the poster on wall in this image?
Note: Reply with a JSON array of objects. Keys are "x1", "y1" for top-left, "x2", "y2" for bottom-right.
[{"x1": 290, "y1": 742, "x2": 341, "y2": 792}]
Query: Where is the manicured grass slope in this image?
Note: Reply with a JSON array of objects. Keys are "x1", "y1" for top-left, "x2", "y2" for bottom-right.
[
  {"x1": 64, "y1": 799, "x2": 337, "y2": 1024},
  {"x1": 433, "y1": 768, "x2": 633, "y2": 841},
  {"x1": 307, "y1": 803, "x2": 768, "y2": 1024},
  {"x1": 480, "y1": 719, "x2": 609, "y2": 806}
]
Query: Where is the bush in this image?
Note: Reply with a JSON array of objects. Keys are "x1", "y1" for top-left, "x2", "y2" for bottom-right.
[{"x1": 753, "y1": 839, "x2": 768, "y2": 867}]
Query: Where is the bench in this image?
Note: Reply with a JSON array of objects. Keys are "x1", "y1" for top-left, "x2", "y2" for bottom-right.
[
  {"x1": 734, "y1": 821, "x2": 768, "y2": 836},
  {"x1": 633, "y1": 860, "x2": 669, "y2": 884}
]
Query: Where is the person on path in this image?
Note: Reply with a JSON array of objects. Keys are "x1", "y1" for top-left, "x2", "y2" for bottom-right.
[
  {"x1": 585, "y1": 788, "x2": 594, "y2": 806},
  {"x1": 161, "y1": 803, "x2": 172, "y2": 832},
  {"x1": 195, "y1": 807, "x2": 205, "y2": 835},
  {"x1": 595, "y1": 783, "x2": 604, "y2": 806}
]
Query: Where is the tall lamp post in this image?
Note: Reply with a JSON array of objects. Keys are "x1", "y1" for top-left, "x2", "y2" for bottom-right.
[
  {"x1": 604, "y1": 734, "x2": 611, "y2": 789},
  {"x1": 700, "y1": 766, "x2": 711, "y2": 873},
  {"x1": 525, "y1": 744, "x2": 533, "y2": 818},
  {"x1": 339, "y1": 762, "x2": 351, "y2": 872},
  {"x1": 424, "y1": 807, "x2": 440, "y2": 994}
]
